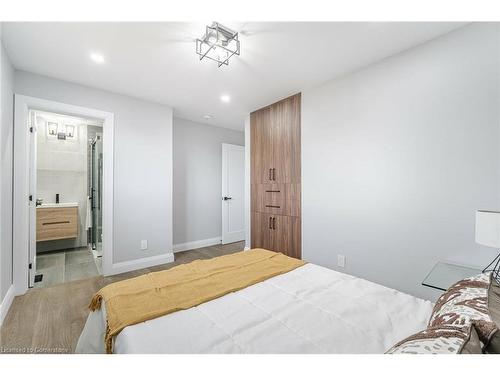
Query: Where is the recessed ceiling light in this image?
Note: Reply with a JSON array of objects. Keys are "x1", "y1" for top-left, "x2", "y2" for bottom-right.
[
  {"x1": 90, "y1": 53, "x2": 105, "y2": 64},
  {"x1": 203, "y1": 115, "x2": 213, "y2": 120},
  {"x1": 220, "y1": 95, "x2": 230, "y2": 103}
]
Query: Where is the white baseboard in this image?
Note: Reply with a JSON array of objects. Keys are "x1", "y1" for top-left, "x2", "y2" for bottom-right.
[
  {"x1": 108, "y1": 253, "x2": 175, "y2": 276},
  {"x1": 0, "y1": 285, "x2": 15, "y2": 327},
  {"x1": 173, "y1": 237, "x2": 222, "y2": 253}
]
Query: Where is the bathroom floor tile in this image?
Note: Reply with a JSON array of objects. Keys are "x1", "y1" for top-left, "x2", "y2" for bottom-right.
[
  {"x1": 65, "y1": 248, "x2": 93, "y2": 266},
  {"x1": 35, "y1": 247, "x2": 100, "y2": 288},
  {"x1": 65, "y1": 261, "x2": 99, "y2": 282},
  {"x1": 34, "y1": 266, "x2": 65, "y2": 288},
  {"x1": 36, "y1": 252, "x2": 65, "y2": 269}
]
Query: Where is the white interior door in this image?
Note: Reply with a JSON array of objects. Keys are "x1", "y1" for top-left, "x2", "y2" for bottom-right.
[
  {"x1": 28, "y1": 110, "x2": 37, "y2": 287},
  {"x1": 222, "y1": 143, "x2": 245, "y2": 244}
]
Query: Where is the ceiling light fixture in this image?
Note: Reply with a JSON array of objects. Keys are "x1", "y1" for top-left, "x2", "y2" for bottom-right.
[
  {"x1": 220, "y1": 95, "x2": 230, "y2": 103},
  {"x1": 203, "y1": 115, "x2": 213, "y2": 120},
  {"x1": 90, "y1": 53, "x2": 105, "y2": 64},
  {"x1": 196, "y1": 22, "x2": 240, "y2": 67}
]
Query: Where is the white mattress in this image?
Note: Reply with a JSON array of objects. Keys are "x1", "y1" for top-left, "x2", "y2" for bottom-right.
[{"x1": 76, "y1": 263, "x2": 433, "y2": 354}]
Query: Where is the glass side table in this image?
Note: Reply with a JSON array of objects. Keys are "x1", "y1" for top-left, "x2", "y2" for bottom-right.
[{"x1": 422, "y1": 262, "x2": 481, "y2": 291}]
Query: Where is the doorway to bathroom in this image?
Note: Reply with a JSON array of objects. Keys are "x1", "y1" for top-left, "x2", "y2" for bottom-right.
[
  {"x1": 31, "y1": 110, "x2": 104, "y2": 288},
  {"x1": 13, "y1": 95, "x2": 114, "y2": 296}
]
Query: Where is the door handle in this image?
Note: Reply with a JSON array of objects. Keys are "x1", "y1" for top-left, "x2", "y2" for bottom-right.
[
  {"x1": 222, "y1": 196, "x2": 232, "y2": 201},
  {"x1": 272, "y1": 217, "x2": 276, "y2": 230},
  {"x1": 269, "y1": 216, "x2": 273, "y2": 229},
  {"x1": 272, "y1": 168, "x2": 276, "y2": 181},
  {"x1": 269, "y1": 168, "x2": 272, "y2": 181}
]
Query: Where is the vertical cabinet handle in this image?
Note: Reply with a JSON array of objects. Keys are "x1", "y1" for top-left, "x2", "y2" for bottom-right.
[
  {"x1": 268, "y1": 217, "x2": 277, "y2": 230},
  {"x1": 268, "y1": 168, "x2": 276, "y2": 181}
]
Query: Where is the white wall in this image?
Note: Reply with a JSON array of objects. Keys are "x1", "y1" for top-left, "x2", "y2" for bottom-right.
[
  {"x1": 1, "y1": 32, "x2": 14, "y2": 301},
  {"x1": 173, "y1": 118, "x2": 244, "y2": 248},
  {"x1": 302, "y1": 23, "x2": 500, "y2": 301},
  {"x1": 14, "y1": 71, "x2": 173, "y2": 265}
]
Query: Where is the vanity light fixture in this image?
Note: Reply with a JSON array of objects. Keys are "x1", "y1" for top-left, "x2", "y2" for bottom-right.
[
  {"x1": 47, "y1": 121, "x2": 77, "y2": 140},
  {"x1": 220, "y1": 94, "x2": 230, "y2": 103},
  {"x1": 47, "y1": 122, "x2": 58, "y2": 136},
  {"x1": 65, "y1": 125, "x2": 75, "y2": 138},
  {"x1": 196, "y1": 22, "x2": 240, "y2": 67}
]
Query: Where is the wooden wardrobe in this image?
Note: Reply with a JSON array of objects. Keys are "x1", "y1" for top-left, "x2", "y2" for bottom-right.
[{"x1": 250, "y1": 93, "x2": 301, "y2": 259}]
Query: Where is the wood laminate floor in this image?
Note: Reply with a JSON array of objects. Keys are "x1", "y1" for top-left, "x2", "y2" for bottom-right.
[{"x1": 0, "y1": 241, "x2": 245, "y2": 354}]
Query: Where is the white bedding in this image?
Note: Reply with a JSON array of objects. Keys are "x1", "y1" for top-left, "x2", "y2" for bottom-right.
[{"x1": 76, "y1": 263, "x2": 433, "y2": 354}]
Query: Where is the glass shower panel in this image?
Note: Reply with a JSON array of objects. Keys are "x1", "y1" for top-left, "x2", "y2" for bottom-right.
[{"x1": 90, "y1": 133, "x2": 103, "y2": 252}]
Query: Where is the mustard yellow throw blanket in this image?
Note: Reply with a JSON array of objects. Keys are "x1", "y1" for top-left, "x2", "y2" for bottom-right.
[{"x1": 89, "y1": 248, "x2": 305, "y2": 353}]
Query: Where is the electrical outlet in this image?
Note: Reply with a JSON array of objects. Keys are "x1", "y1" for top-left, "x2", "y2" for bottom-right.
[
  {"x1": 141, "y1": 240, "x2": 148, "y2": 250},
  {"x1": 337, "y1": 254, "x2": 346, "y2": 268}
]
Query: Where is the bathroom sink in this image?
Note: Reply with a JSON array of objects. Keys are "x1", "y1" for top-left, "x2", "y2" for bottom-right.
[{"x1": 38, "y1": 202, "x2": 79, "y2": 208}]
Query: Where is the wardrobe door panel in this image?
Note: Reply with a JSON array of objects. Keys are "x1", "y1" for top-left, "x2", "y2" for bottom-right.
[
  {"x1": 251, "y1": 107, "x2": 274, "y2": 184},
  {"x1": 289, "y1": 94, "x2": 301, "y2": 184},
  {"x1": 270, "y1": 99, "x2": 290, "y2": 183},
  {"x1": 270, "y1": 215, "x2": 301, "y2": 259},
  {"x1": 270, "y1": 94, "x2": 301, "y2": 184},
  {"x1": 251, "y1": 212, "x2": 273, "y2": 250}
]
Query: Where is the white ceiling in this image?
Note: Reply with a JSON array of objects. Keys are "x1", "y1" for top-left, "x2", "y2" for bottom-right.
[{"x1": 2, "y1": 22, "x2": 466, "y2": 130}]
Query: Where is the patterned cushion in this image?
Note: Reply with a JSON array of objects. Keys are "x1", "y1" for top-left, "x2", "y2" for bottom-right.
[
  {"x1": 486, "y1": 277, "x2": 500, "y2": 353},
  {"x1": 386, "y1": 326, "x2": 482, "y2": 354},
  {"x1": 428, "y1": 272, "x2": 499, "y2": 351}
]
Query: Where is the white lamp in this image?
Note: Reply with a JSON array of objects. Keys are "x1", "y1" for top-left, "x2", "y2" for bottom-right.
[{"x1": 475, "y1": 210, "x2": 500, "y2": 280}]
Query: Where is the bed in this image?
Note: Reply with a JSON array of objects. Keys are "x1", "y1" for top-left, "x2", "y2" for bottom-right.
[{"x1": 76, "y1": 262, "x2": 433, "y2": 354}]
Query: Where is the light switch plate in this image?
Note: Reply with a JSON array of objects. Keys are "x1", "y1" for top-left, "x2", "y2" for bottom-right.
[
  {"x1": 337, "y1": 254, "x2": 346, "y2": 268},
  {"x1": 141, "y1": 240, "x2": 148, "y2": 250}
]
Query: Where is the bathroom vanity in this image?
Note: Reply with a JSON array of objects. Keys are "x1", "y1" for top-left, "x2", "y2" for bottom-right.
[{"x1": 36, "y1": 203, "x2": 79, "y2": 242}]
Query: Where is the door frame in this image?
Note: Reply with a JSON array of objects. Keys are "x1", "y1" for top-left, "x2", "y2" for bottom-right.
[
  {"x1": 221, "y1": 143, "x2": 245, "y2": 244},
  {"x1": 27, "y1": 109, "x2": 37, "y2": 287},
  {"x1": 13, "y1": 95, "x2": 114, "y2": 296}
]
